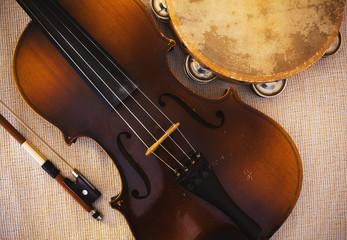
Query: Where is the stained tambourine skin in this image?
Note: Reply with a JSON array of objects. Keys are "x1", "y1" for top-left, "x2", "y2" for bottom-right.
[{"x1": 166, "y1": 0, "x2": 345, "y2": 83}]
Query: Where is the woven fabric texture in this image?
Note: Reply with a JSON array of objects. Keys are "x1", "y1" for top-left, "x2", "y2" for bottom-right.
[{"x1": 0, "y1": 1, "x2": 346, "y2": 239}]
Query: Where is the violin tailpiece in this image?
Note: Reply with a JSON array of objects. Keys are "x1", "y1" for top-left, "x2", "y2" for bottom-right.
[{"x1": 176, "y1": 152, "x2": 262, "y2": 240}]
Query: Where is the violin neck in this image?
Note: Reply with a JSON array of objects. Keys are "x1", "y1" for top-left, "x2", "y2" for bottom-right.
[{"x1": 16, "y1": 0, "x2": 138, "y2": 109}]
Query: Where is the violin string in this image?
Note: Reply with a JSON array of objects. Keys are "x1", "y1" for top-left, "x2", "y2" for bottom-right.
[
  {"x1": 41, "y1": 0, "x2": 196, "y2": 156},
  {"x1": 133, "y1": 90, "x2": 197, "y2": 153},
  {"x1": 21, "y1": 0, "x2": 178, "y2": 173},
  {"x1": 30, "y1": 0, "x2": 193, "y2": 164},
  {"x1": 28, "y1": 0, "x2": 184, "y2": 167}
]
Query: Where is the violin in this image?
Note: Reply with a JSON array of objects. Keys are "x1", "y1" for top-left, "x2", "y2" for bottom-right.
[{"x1": 12, "y1": 0, "x2": 302, "y2": 239}]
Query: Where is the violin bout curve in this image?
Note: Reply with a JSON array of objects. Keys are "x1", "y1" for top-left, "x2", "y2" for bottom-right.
[{"x1": 12, "y1": 0, "x2": 302, "y2": 239}]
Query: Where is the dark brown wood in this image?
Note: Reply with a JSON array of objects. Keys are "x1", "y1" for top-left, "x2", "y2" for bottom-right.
[
  {"x1": 12, "y1": 0, "x2": 302, "y2": 239},
  {"x1": 0, "y1": 114, "x2": 26, "y2": 144}
]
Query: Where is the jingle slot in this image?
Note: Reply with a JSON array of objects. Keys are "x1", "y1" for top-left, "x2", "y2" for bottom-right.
[
  {"x1": 323, "y1": 31, "x2": 342, "y2": 57},
  {"x1": 251, "y1": 79, "x2": 287, "y2": 98},
  {"x1": 184, "y1": 55, "x2": 217, "y2": 84},
  {"x1": 151, "y1": 0, "x2": 170, "y2": 22}
]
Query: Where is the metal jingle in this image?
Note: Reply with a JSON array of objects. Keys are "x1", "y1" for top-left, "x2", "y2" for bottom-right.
[
  {"x1": 251, "y1": 79, "x2": 287, "y2": 98},
  {"x1": 184, "y1": 55, "x2": 217, "y2": 84},
  {"x1": 150, "y1": 0, "x2": 170, "y2": 22},
  {"x1": 323, "y1": 31, "x2": 342, "y2": 57}
]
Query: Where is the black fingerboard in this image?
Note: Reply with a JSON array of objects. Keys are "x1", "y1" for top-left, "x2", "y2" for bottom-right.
[{"x1": 16, "y1": 0, "x2": 139, "y2": 109}]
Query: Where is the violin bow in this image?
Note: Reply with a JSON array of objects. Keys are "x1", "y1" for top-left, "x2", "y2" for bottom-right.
[{"x1": 0, "y1": 100, "x2": 102, "y2": 221}]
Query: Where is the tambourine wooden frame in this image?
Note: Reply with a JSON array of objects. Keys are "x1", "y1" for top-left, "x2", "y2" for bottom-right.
[{"x1": 166, "y1": 0, "x2": 345, "y2": 83}]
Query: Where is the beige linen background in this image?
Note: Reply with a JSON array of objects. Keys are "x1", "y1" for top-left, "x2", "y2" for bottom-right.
[{"x1": 0, "y1": 0, "x2": 346, "y2": 239}]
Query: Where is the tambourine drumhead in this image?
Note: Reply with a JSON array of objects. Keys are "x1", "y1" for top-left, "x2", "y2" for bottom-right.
[{"x1": 166, "y1": 0, "x2": 344, "y2": 83}]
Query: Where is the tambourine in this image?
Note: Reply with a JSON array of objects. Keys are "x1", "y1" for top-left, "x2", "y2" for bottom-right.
[{"x1": 151, "y1": 0, "x2": 344, "y2": 96}]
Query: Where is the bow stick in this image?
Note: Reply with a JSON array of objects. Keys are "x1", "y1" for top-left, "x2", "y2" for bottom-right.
[{"x1": 0, "y1": 100, "x2": 102, "y2": 221}]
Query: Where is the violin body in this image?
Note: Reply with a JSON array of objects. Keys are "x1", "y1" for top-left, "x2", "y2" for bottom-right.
[{"x1": 12, "y1": 0, "x2": 302, "y2": 239}]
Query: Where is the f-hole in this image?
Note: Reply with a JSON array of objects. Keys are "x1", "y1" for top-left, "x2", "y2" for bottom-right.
[{"x1": 117, "y1": 132, "x2": 151, "y2": 199}]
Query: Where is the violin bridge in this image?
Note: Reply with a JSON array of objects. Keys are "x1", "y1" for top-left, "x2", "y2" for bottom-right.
[{"x1": 146, "y1": 122, "x2": 180, "y2": 156}]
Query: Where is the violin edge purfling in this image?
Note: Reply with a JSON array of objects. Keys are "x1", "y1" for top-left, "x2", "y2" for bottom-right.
[{"x1": 11, "y1": 0, "x2": 302, "y2": 239}]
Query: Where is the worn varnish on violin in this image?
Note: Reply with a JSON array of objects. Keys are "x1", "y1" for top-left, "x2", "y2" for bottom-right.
[{"x1": 13, "y1": 0, "x2": 302, "y2": 239}]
